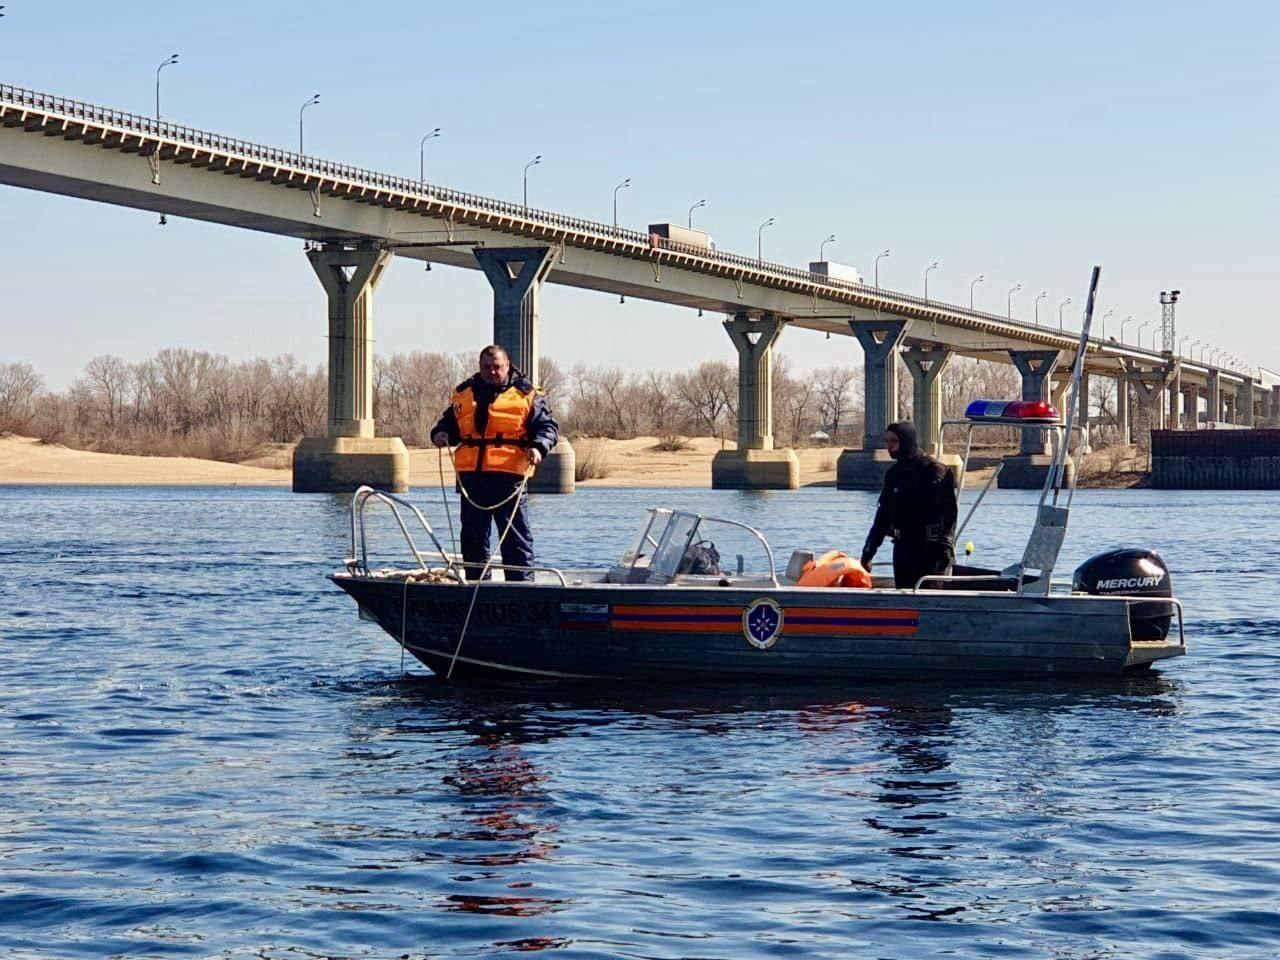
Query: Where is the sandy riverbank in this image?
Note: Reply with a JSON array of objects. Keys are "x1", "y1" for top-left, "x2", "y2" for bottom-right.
[{"x1": 0, "y1": 434, "x2": 1147, "y2": 488}]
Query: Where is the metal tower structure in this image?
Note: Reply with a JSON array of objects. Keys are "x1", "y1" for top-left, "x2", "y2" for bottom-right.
[{"x1": 1160, "y1": 289, "x2": 1181, "y2": 354}]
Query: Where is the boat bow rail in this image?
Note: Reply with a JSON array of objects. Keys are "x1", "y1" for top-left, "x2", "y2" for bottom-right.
[{"x1": 345, "y1": 486, "x2": 570, "y2": 585}]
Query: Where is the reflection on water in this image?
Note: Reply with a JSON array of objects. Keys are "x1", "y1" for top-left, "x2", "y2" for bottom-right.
[{"x1": 0, "y1": 486, "x2": 1273, "y2": 960}]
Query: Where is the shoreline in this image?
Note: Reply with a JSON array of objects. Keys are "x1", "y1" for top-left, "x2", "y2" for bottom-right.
[{"x1": 0, "y1": 434, "x2": 1149, "y2": 489}]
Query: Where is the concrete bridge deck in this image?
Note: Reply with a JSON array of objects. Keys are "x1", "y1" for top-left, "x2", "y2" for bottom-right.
[{"x1": 2, "y1": 82, "x2": 1273, "y2": 491}]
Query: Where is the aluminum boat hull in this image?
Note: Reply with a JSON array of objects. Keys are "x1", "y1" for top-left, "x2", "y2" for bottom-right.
[{"x1": 331, "y1": 574, "x2": 1184, "y2": 680}]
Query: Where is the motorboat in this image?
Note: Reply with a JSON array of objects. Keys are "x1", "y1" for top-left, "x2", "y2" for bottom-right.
[{"x1": 329, "y1": 268, "x2": 1186, "y2": 680}]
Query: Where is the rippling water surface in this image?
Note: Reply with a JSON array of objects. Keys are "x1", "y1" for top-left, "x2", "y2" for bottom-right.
[{"x1": 2, "y1": 485, "x2": 1279, "y2": 959}]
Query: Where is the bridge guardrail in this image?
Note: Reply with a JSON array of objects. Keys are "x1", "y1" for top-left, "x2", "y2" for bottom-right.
[{"x1": 1, "y1": 81, "x2": 1234, "y2": 374}]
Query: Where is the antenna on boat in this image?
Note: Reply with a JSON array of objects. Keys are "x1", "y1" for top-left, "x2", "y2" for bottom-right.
[
  {"x1": 1051, "y1": 266, "x2": 1101, "y2": 500},
  {"x1": 1012, "y1": 266, "x2": 1101, "y2": 594}
]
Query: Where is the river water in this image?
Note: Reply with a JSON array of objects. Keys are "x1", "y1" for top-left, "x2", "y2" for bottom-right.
[{"x1": 1, "y1": 485, "x2": 1277, "y2": 959}]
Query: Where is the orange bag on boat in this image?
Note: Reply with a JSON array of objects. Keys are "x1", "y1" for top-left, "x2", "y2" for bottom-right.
[{"x1": 797, "y1": 551, "x2": 872, "y2": 588}]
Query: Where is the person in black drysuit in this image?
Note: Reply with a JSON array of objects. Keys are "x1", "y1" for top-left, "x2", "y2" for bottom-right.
[
  {"x1": 860, "y1": 420, "x2": 959, "y2": 590},
  {"x1": 431, "y1": 347, "x2": 559, "y2": 581}
]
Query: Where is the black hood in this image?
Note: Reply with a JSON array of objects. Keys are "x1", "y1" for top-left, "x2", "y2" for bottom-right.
[{"x1": 886, "y1": 421, "x2": 920, "y2": 461}]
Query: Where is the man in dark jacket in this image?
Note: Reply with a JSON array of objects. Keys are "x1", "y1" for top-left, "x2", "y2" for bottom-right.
[
  {"x1": 860, "y1": 420, "x2": 958, "y2": 590},
  {"x1": 431, "y1": 345, "x2": 559, "y2": 581}
]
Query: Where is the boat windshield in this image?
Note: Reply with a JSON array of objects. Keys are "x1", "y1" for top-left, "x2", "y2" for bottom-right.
[
  {"x1": 619, "y1": 508, "x2": 674, "y2": 567},
  {"x1": 650, "y1": 511, "x2": 701, "y2": 579}
]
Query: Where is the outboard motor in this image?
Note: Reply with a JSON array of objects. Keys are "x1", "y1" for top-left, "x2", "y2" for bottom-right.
[{"x1": 1072, "y1": 548, "x2": 1173, "y2": 640}]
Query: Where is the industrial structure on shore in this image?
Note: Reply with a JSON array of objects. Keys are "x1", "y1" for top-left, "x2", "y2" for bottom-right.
[{"x1": 3, "y1": 83, "x2": 1274, "y2": 493}]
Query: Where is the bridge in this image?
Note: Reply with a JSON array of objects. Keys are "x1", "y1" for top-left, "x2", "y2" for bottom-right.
[{"x1": 2, "y1": 82, "x2": 1273, "y2": 492}]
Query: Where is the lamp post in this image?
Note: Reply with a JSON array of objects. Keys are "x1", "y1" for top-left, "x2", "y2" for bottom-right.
[
  {"x1": 1033, "y1": 291, "x2": 1047, "y2": 326},
  {"x1": 155, "y1": 54, "x2": 179, "y2": 120},
  {"x1": 298, "y1": 93, "x2": 320, "y2": 154},
  {"x1": 1100, "y1": 309, "x2": 1114, "y2": 340},
  {"x1": 1197, "y1": 342, "x2": 1206, "y2": 362},
  {"x1": 1058, "y1": 298, "x2": 1072, "y2": 330},
  {"x1": 1137, "y1": 320, "x2": 1150, "y2": 349},
  {"x1": 923, "y1": 261, "x2": 938, "y2": 300},
  {"x1": 522, "y1": 155, "x2": 541, "y2": 210},
  {"x1": 612, "y1": 177, "x2": 631, "y2": 227},
  {"x1": 968, "y1": 274, "x2": 985, "y2": 309},
  {"x1": 419, "y1": 128, "x2": 441, "y2": 183},
  {"x1": 1120, "y1": 315, "x2": 1135, "y2": 343},
  {"x1": 819, "y1": 234, "x2": 836, "y2": 262},
  {"x1": 1006, "y1": 283, "x2": 1022, "y2": 319},
  {"x1": 1178, "y1": 336, "x2": 1190, "y2": 357},
  {"x1": 687, "y1": 199, "x2": 706, "y2": 229},
  {"x1": 757, "y1": 218, "x2": 775, "y2": 265},
  {"x1": 1190, "y1": 339, "x2": 1201, "y2": 361},
  {"x1": 874, "y1": 249, "x2": 890, "y2": 289}
]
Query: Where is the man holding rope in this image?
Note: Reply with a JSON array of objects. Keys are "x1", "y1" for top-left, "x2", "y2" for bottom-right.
[{"x1": 431, "y1": 345, "x2": 559, "y2": 581}]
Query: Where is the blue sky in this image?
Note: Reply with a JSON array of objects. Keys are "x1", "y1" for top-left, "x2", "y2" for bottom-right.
[{"x1": 3, "y1": 1, "x2": 1276, "y2": 388}]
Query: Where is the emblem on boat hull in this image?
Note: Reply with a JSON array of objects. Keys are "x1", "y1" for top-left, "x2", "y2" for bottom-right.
[{"x1": 743, "y1": 598, "x2": 784, "y2": 650}]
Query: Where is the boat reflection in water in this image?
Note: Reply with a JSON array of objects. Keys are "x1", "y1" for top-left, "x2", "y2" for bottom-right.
[{"x1": 334, "y1": 672, "x2": 1182, "y2": 950}]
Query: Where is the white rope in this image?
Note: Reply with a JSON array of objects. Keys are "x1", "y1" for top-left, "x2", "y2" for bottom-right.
[
  {"x1": 437, "y1": 446, "x2": 457, "y2": 558},
  {"x1": 446, "y1": 464, "x2": 532, "y2": 680}
]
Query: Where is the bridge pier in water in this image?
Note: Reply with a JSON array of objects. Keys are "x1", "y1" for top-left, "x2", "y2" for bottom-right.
[
  {"x1": 293, "y1": 243, "x2": 409, "y2": 493},
  {"x1": 1115, "y1": 374, "x2": 1132, "y2": 444},
  {"x1": 711, "y1": 313, "x2": 798, "y2": 489},
  {"x1": 473, "y1": 246, "x2": 575, "y2": 493},
  {"x1": 999, "y1": 350, "x2": 1072, "y2": 488},
  {"x1": 837, "y1": 319, "x2": 908, "y2": 489}
]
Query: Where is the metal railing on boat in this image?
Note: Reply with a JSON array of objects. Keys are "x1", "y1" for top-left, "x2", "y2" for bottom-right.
[{"x1": 346, "y1": 486, "x2": 568, "y2": 586}]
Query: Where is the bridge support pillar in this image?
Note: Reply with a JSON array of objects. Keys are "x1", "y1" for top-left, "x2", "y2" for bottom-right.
[
  {"x1": 837, "y1": 319, "x2": 907, "y2": 489},
  {"x1": 1182, "y1": 386, "x2": 1200, "y2": 430},
  {"x1": 1127, "y1": 363, "x2": 1177, "y2": 453},
  {"x1": 1237, "y1": 378, "x2": 1255, "y2": 427},
  {"x1": 1223, "y1": 392, "x2": 1236, "y2": 425},
  {"x1": 293, "y1": 243, "x2": 408, "y2": 493},
  {"x1": 712, "y1": 313, "x2": 798, "y2": 489},
  {"x1": 901, "y1": 346, "x2": 962, "y2": 478},
  {"x1": 1206, "y1": 371, "x2": 1221, "y2": 425},
  {"x1": 474, "y1": 246, "x2": 574, "y2": 493},
  {"x1": 1168, "y1": 366, "x2": 1183, "y2": 430},
  {"x1": 1115, "y1": 375, "x2": 1131, "y2": 445},
  {"x1": 1000, "y1": 350, "x2": 1071, "y2": 488}
]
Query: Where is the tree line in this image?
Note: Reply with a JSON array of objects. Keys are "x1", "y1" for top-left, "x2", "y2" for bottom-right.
[{"x1": 0, "y1": 348, "x2": 1023, "y2": 462}]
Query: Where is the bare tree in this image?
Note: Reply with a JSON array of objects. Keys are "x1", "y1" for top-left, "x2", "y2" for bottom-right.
[
  {"x1": 673, "y1": 361, "x2": 735, "y2": 439},
  {"x1": 0, "y1": 362, "x2": 44, "y2": 432},
  {"x1": 814, "y1": 365, "x2": 861, "y2": 444}
]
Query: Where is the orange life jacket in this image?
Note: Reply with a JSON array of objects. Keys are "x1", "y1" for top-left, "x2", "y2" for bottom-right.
[
  {"x1": 451, "y1": 379, "x2": 536, "y2": 475},
  {"x1": 797, "y1": 550, "x2": 873, "y2": 588}
]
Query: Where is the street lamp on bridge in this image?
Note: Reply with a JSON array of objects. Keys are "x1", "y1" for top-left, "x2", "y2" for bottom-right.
[
  {"x1": 522, "y1": 155, "x2": 541, "y2": 211},
  {"x1": 155, "y1": 54, "x2": 179, "y2": 120},
  {"x1": 419, "y1": 128, "x2": 441, "y2": 183},
  {"x1": 968, "y1": 274, "x2": 985, "y2": 309},
  {"x1": 612, "y1": 178, "x2": 631, "y2": 227},
  {"x1": 1100, "y1": 309, "x2": 1114, "y2": 340},
  {"x1": 1120, "y1": 315, "x2": 1135, "y2": 343},
  {"x1": 1179, "y1": 336, "x2": 1191, "y2": 357},
  {"x1": 688, "y1": 199, "x2": 706, "y2": 229},
  {"x1": 1007, "y1": 283, "x2": 1022, "y2": 319},
  {"x1": 819, "y1": 234, "x2": 837, "y2": 262},
  {"x1": 1137, "y1": 320, "x2": 1150, "y2": 349},
  {"x1": 757, "y1": 218, "x2": 775, "y2": 265},
  {"x1": 298, "y1": 93, "x2": 320, "y2": 154},
  {"x1": 1033, "y1": 291, "x2": 1046, "y2": 325},
  {"x1": 1058, "y1": 298, "x2": 1072, "y2": 330},
  {"x1": 1190, "y1": 339, "x2": 1201, "y2": 360},
  {"x1": 923, "y1": 261, "x2": 938, "y2": 300},
  {"x1": 874, "y1": 249, "x2": 890, "y2": 289}
]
